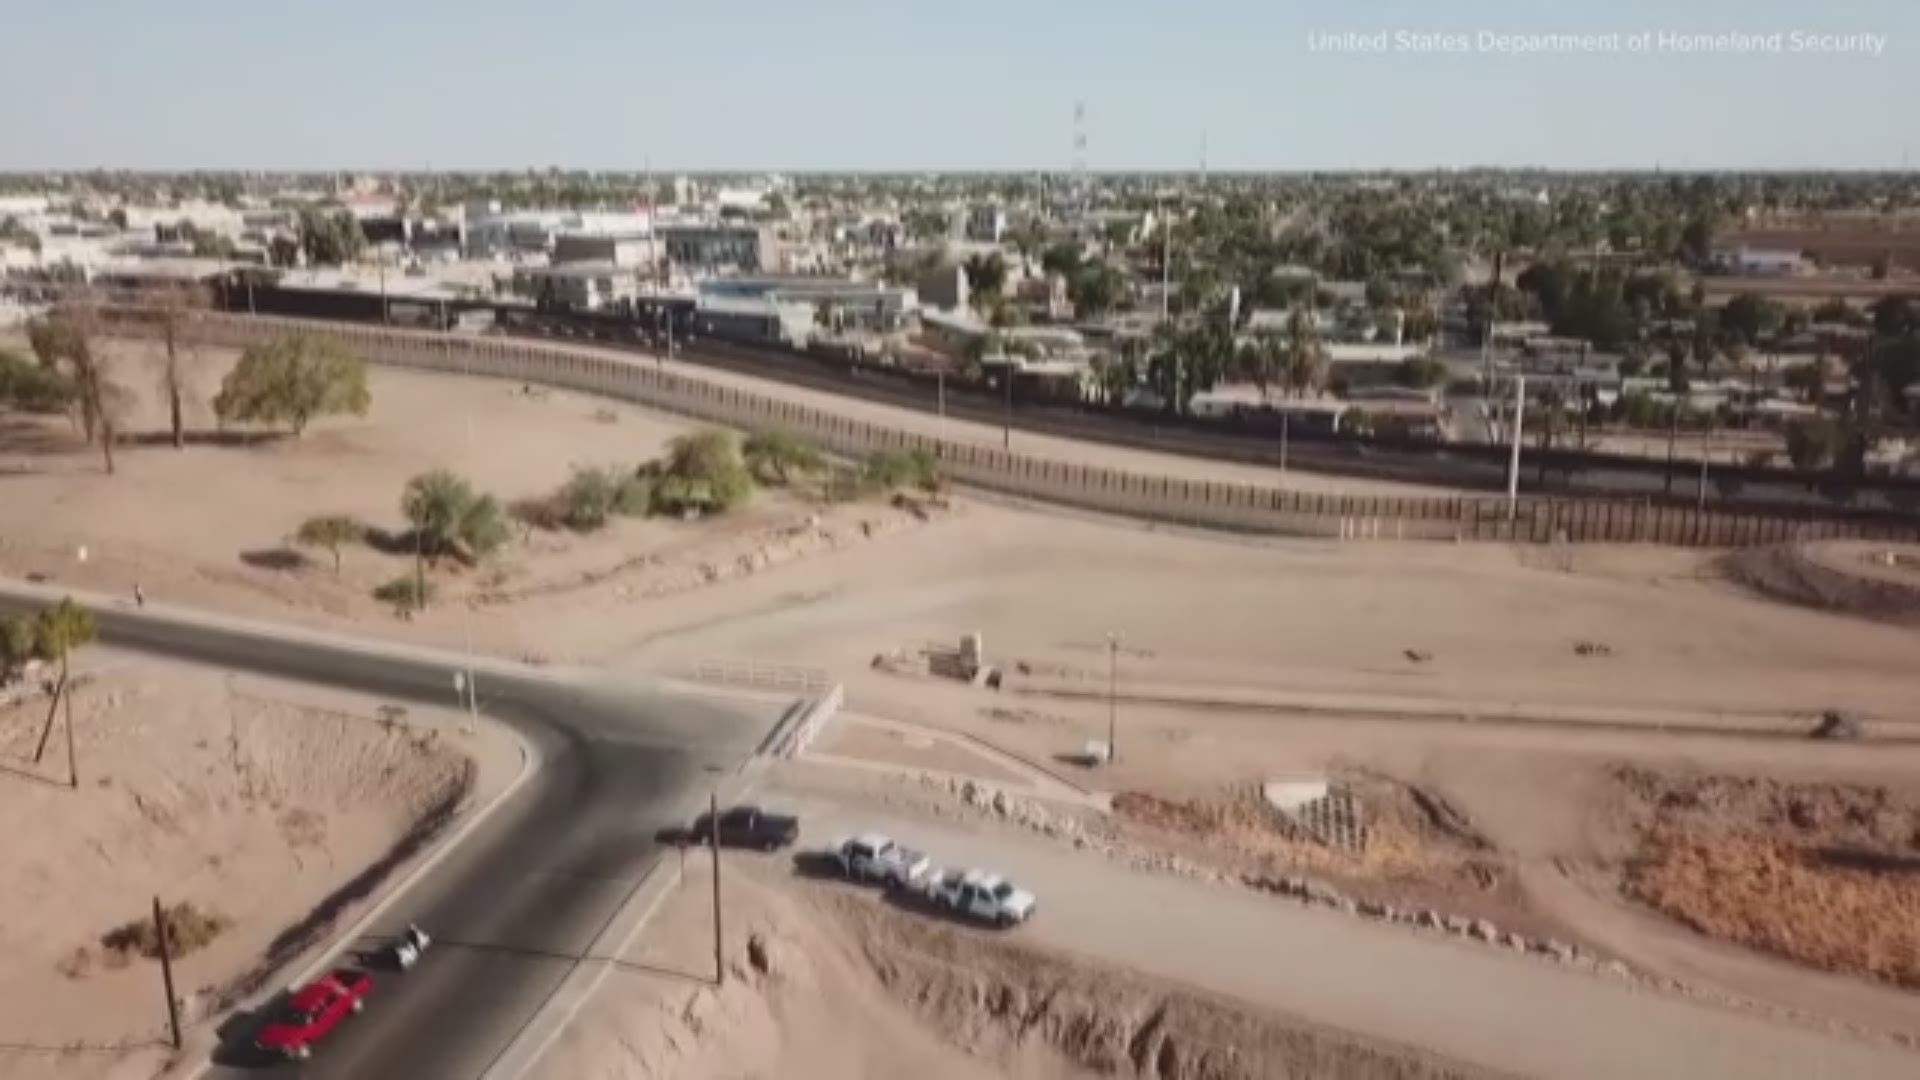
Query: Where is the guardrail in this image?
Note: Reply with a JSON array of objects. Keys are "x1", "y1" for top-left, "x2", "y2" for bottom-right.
[
  {"x1": 687, "y1": 659, "x2": 832, "y2": 695},
  {"x1": 121, "y1": 311, "x2": 1920, "y2": 547},
  {"x1": 777, "y1": 684, "x2": 845, "y2": 759}
]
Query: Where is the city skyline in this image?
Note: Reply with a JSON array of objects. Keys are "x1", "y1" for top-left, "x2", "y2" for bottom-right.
[{"x1": 0, "y1": 0, "x2": 1912, "y2": 172}]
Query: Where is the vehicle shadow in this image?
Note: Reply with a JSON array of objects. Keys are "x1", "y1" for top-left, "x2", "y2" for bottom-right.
[
  {"x1": 788, "y1": 849, "x2": 850, "y2": 881},
  {"x1": 208, "y1": 993, "x2": 289, "y2": 1069}
]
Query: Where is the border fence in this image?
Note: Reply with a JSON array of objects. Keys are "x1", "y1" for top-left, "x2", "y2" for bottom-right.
[{"x1": 126, "y1": 311, "x2": 1918, "y2": 548}]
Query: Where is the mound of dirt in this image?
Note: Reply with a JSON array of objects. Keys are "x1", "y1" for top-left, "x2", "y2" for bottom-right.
[
  {"x1": 1109, "y1": 779, "x2": 1512, "y2": 921},
  {"x1": 1615, "y1": 766, "x2": 1920, "y2": 988},
  {"x1": 1721, "y1": 542, "x2": 1920, "y2": 626},
  {"x1": 829, "y1": 891, "x2": 1503, "y2": 1080}
]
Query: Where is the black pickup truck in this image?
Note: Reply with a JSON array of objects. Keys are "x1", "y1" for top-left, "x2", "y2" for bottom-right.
[{"x1": 671, "y1": 805, "x2": 801, "y2": 851}]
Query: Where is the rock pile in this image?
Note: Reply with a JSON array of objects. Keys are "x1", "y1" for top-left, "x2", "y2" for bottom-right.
[{"x1": 1240, "y1": 869, "x2": 1614, "y2": 974}]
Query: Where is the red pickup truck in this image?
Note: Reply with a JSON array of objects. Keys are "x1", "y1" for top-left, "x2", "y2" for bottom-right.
[{"x1": 255, "y1": 970, "x2": 372, "y2": 1059}]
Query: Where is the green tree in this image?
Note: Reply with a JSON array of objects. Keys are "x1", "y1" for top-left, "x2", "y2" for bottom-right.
[
  {"x1": 1719, "y1": 294, "x2": 1783, "y2": 346},
  {"x1": 402, "y1": 470, "x2": 508, "y2": 565},
  {"x1": 963, "y1": 253, "x2": 1009, "y2": 305},
  {"x1": 1394, "y1": 356, "x2": 1447, "y2": 390},
  {"x1": 1068, "y1": 260, "x2": 1124, "y2": 316},
  {"x1": 29, "y1": 598, "x2": 96, "y2": 778},
  {"x1": 0, "y1": 348, "x2": 73, "y2": 413},
  {"x1": 1235, "y1": 335, "x2": 1284, "y2": 403},
  {"x1": 648, "y1": 430, "x2": 755, "y2": 515},
  {"x1": 0, "y1": 614, "x2": 36, "y2": 681},
  {"x1": 1785, "y1": 417, "x2": 1837, "y2": 471},
  {"x1": 294, "y1": 514, "x2": 365, "y2": 576},
  {"x1": 1040, "y1": 242, "x2": 1084, "y2": 279},
  {"x1": 28, "y1": 305, "x2": 119, "y2": 474},
  {"x1": 1281, "y1": 308, "x2": 1328, "y2": 398},
  {"x1": 213, "y1": 333, "x2": 371, "y2": 436},
  {"x1": 742, "y1": 430, "x2": 826, "y2": 485},
  {"x1": 297, "y1": 207, "x2": 367, "y2": 266}
]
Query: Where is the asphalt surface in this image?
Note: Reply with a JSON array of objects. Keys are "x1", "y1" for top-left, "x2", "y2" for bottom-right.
[{"x1": 0, "y1": 584, "x2": 776, "y2": 1079}]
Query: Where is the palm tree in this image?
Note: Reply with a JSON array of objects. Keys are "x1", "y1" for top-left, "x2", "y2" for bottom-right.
[
  {"x1": 1237, "y1": 335, "x2": 1284, "y2": 404},
  {"x1": 30, "y1": 599, "x2": 96, "y2": 777},
  {"x1": 1281, "y1": 308, "x2": 1328, "y2": 398}
]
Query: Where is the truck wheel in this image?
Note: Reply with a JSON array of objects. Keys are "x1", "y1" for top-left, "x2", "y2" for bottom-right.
[
  {"x1": 996, "y1": 913, "x2": 1013, "y2": 929},
  {"x1": 350, "y1": 997, "x2": 365, "y2": 1014},
  {"x1": 292, "y1": 1044, "x2": 311, "y2": 1060}
]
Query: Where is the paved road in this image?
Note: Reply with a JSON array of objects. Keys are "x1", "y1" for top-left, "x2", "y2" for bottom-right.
[
  {"x1": 783, "y1": 793, "x2": 1919, "y2": 1080},
  {"x1": 0, "y1": 583, "x2": 776, "y2": 1079}
]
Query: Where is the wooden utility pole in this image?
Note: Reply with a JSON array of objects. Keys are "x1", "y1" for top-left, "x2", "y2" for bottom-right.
[
  {"x1": 154, "y1": 896, "x2": 183, "y2": 1050},
  {"x1": 64, "y1": 686, "x2": 77, "y2": 788},
  {"x1": 709, "y1": 792, "x2": 724, "y2": 987}
]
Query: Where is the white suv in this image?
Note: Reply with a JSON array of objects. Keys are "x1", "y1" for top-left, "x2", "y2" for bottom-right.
[
  {"x1": 924, "y1": 867, "x2": 1037, "y2": 928},
  {"x1": 832, "y1": 832, "x2": 932, "y2": 888}
]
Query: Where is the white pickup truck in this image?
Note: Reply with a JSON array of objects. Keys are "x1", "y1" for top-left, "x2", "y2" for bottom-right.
[
  {"x1": 832, "y1": 833, "x2": 933, "y2": 888},
  {"x1": 922, "y1": 867, "x2": 1038, "y2": 928}
]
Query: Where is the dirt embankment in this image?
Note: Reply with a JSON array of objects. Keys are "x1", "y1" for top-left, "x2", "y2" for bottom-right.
[
  {"x1": 827, "y1": 891, "x2": 1507, "y2": 1080},
  {"x1": 1106, "y1": 777, "x2": 1529, "y2": 936},
  {"x1": 0, "y1": 662, "x2": 477, "y2": 1066},
  {"x1": 1616, "y1": 766, "x2": 1920, "y2": 989},
  {"x1": 1720, "y1": 542, "x2": 1920, "y2": 628}
]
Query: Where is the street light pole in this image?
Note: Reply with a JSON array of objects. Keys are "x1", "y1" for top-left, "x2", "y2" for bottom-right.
[
  {"x1": 1003, "y1": 363, "x2": 1013, "y2": 450},
  {"x1": 1506, "y1": 375, "x2": 1526, "y2": 523},
  {"x1": 1106, "y1": 632, "x2": 1120, "y2": 765},
  {"x1": 709, "y1": 791, "x2": 724, "y2": 987}
]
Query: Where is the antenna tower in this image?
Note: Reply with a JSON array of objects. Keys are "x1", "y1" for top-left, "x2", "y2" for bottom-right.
[{"x1": 1073, "y1": 101, "x2": 1088, "y2": 216}]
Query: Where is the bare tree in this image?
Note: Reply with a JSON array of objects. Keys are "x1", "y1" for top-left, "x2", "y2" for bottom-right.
[
  {"x1": 149, "y1": 282, "x2": 210, "y2": 449},
  {"x1": 27, "y1": 298, "x2": 119, "y2": 474}
]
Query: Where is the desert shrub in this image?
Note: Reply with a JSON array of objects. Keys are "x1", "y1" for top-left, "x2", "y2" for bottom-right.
[
  {"x1": 293, "y1": 514, "x2": 366, "y2": 575},
  {"x1": 742, "y1": 430, "x2": 826, "y2": 485},
  {"x1": 101, "y1": 901, "x2": 230, "y2": 960},
  {"x1": 401, "y1": 470, "x2": 509, "y2": 561},
  {"x1": 864, "y1": 447, "x2": 943, "y2": 493},
  {"x1": 558, "y1": 466, "x2": 622, "y2": 531},
  {"x1": 652, "y1": 430, "x2": 754, "y2": 514},
  {"x1": 373, "y1": 575, "x2": 435, "y2": 609},
  {"x1": 508, "y1": 494, "x2": 563, "y2": 532},
  {"x1": 0, "y1": 348, "x2": 74, "y2": 413}
]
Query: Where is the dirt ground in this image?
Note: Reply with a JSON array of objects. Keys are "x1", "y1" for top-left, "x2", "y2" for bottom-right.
[
  {"x1": 0, "y1": 653, "x2": 511, "y2": 1080},
  {"x1": 0, "y1": 338, "x2": 960, "y2": 664},
  {"x1": 536, "y1": 853, "x2": 1497, "y2": 1080},
  {"x1": 1615, "y1": 765, "x2": 1920, "y2": 990},
  {"x1": 10, "y1": 342, "x2": 1920, "y2": 1068}
]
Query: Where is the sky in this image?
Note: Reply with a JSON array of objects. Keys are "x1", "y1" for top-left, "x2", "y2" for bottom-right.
[{"x1": 0, "y1": 0, "x2": 1914, "y2": 172}]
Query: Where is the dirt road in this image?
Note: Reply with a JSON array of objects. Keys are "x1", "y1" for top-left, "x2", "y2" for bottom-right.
[{"x1": 777, "y1": 791, "x2": 1918, "y2": 1080}]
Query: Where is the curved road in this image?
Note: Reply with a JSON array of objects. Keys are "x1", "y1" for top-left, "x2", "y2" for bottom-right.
[{"x1": 0, "y1": 583, "x2": 775, "y2": 1079}]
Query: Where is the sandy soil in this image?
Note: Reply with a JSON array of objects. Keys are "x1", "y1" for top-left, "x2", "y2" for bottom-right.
[
  {"x1": 0, "y1": 653, "x2": 512, "y2": 1080},
  {"x1": 533, "y1": 855, "x2": 1070, "y2": 1080},
  {"x1": 537, "y1": 851, "x2": 1495, "y2": 1080},
  {"x1": 0, "y1": 338, "x2": 949, "y2": 663}
]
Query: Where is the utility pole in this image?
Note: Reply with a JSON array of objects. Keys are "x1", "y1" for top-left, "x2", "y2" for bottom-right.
[
  {"x1": 154, "y1": 896, "x2": 182, "y2": 1050},
  {"x1": 64, "y1": 686, "x2": 77, "y2": 789},
  {"x1": 1106, "y1": 632, "x2": 1120, "y2": 765},
  {"x1": 937, "y1": 369, "x2": 946, "y2": 423},
  {"x1": 709, "y1": 791, "x2": 724, "y2": 987},
  {"x1": 1506, "y1": 375, "x2": 1526, "y2": 522},
  {"x1": 1003, "y1": 365, "x2": 1013, "y2": 450},
  {"x1": 1279, "y1": 411, "x2": 1290, "y2": 478},
  {"x1": 1697, "y1": 427, "x2": 1711, "y2": 509}
]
